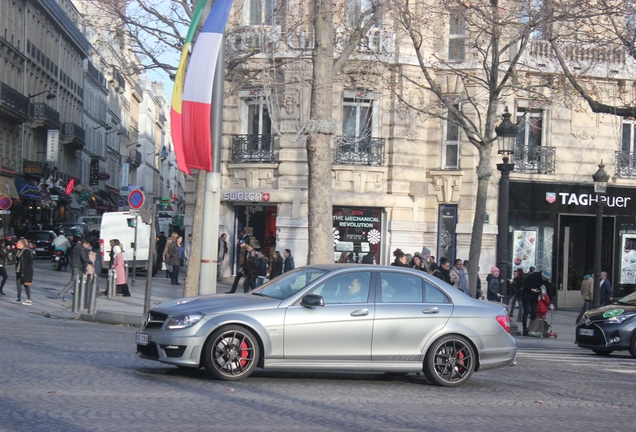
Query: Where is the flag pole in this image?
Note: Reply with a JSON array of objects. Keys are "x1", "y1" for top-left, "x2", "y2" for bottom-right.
[{"x1": 199, "y1": 36, "x2": 225, "y2": 294}]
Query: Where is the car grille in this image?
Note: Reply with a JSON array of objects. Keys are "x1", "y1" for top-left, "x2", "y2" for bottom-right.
[
  {"x1": 137, "y1": 342, "x2": 159, "y2": 360},
  {"x1": 144, "y1": 311, "x2": 168, "y2": 329},
  {"x1": 576, "y1": 323, "x2": 606, "y2": 346},
  {"x1": 160, "y1": 345, "x2": 187, "y2": 358}
]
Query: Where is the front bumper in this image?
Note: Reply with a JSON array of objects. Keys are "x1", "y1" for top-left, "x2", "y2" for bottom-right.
[
  {"x1": 575, "y1": 322, "x2": 632, "y2": 351},
  {"x1": 136, "y1": 330, "x2": 209, "y2": 368}
]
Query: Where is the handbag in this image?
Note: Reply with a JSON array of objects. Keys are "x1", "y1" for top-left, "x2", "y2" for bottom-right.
[{"x1": 161, "y1": 262, "x2": 167, "y2": 271}]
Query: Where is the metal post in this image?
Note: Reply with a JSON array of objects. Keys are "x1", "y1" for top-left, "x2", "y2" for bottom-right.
[
  {"x1": 199, "y1": 36, "x2": 225, "y2": 295},
  {"x1": 132, "y1": 217, "x2": 138, "y2": 286},
  {"x1": 87, "y1": 275, "x2": 97, "y2": 315},
  {"x1": 108, "y1": 268, "x2": 116, "y2": 299},
  {"x1": 593, "y1": 200, "x2": 604, "y2": 309},
  {"x1": 71, "y1": 274, "x2": 81, "y2": 312},
  {"x1": 496, "y1": 157, "x2": 515, "y2": 298},
  {"x1": 143, "y1": 211, "x2": 155, "y2": 314},
  {"x1": 78, "y1": 274, "x2": 87, "y2": 311}
]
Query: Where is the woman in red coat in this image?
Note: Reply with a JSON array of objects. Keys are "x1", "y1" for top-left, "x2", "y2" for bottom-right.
[
  {"x1": 536, "y1": 288, "x2": 551, "y2": 320},
  {"x1": 112, "y1": 245, "x2": 131, "y2": 297}
]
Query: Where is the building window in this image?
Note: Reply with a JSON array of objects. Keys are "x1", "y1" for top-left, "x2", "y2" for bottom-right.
[
  {"x1": 622, "y1": 118, "x2": 636, "y2": 152},
  {"x1": 448, "y1": 8, "x2": 466, "y2": 61},
  {"x1": 516, "y1": 108, "x2": 543, "y2": 147},
  {"x1": 343, "y1": 97, "x2": 373, "y2": 139},
  {"x1": 346, "y1": 0, "x2": 381, "y2": 27},
  {"x1": 442, "y1": 105, "x2": 460, "y2": 169},
  {"x1": 249, "y1": 0, "x2": 275, "y2": 25},
  {"x1": 246, "y1": 96, "x2": 272, "y2": 135}
]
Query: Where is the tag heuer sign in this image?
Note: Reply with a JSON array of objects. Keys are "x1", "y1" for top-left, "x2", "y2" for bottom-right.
[{"x1": 546, "y1": 192, "x2": 556, "y2": 204}]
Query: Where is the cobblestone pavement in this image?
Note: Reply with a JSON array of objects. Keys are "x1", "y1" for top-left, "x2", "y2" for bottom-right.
[{"x1": 0, "y1": 313, "x2": 634, "y2": 432}]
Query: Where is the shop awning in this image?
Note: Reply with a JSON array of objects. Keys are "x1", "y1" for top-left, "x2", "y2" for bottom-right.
[
  {"x1": 0, "y1": 176, "x2": 18, "y2": 199},
  {"x1": 15, "y1": 178, "x2": 42, "y2": 200}
]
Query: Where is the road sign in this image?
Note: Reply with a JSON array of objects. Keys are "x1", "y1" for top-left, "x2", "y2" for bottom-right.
[
  {"x1": 118, "y1": 199, "x2": 126, "y2": 209},
  {"x1": 0, "y1": 196, "x2": 11, "y2": 210},
  {"x1": 0, "y1": 210, "x2": 10, "y2": 214},
  {"x1": 128, "y1": 189, "x2": 145, "y2": 209}
]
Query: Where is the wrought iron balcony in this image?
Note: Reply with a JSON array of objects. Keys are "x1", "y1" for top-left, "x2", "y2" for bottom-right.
[
  {"x1": 231, "y1": 134, "x2": 274, "y2": 163},
  {"x1": 31, "y1": 103, "x2": 60, "y2": 129},
  {"x1": 60, "y1": 122, "x2": 86, "y2": 150},
  {"x1": 615, "y1": 151, "x2": 636, "y2": 178},
  {"x1": 334, "y1": 136, "x2": 385, "y2": 166},
  {"x1": 130, "y1": 149, "x2": 142, "y2": 168},
  {"x1": 513, "y1": 145, "x2": 555, "y2": 174},
  {"x1": 0, "y1": 82, "x2": 29, "y2": 124}
]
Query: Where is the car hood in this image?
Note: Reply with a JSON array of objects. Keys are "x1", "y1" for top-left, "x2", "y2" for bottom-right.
[
  {"x1": 152, "y1": 293, "x2": 282, "y2": 316},
  {"x1": 583, "y1": 304, "x2": 636, "y2": 321}
]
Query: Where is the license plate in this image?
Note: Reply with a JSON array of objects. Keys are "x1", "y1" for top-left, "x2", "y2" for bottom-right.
[
  {"x1": 36, "y1": 248, "x2": 45, "y2": 251},
  {"x1": 55, "y1": 257, "x2": 60, "y2": 261},
  {"x1": 578, "y1": 328, "x2": 594, "y2": 336},
  {"x1": 136, "y1": 332, "x2": 149, "y2": 346}
]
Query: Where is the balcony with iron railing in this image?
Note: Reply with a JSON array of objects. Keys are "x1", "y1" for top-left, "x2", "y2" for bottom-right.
[
  {"x1": 130, "y1": 149, "x2": 142, "y2": 168},
  {"x1": 529, "y1": 40, "x2": 627, "y2": 65},
  {"x1": 60, "y1": 122, "x2": 86, "y2": 150},
  {"x1": 231, "y1": 134, "x2": 274, "y2": 163},
  {"x1": 30, "y1": 102, "x2": 60, "y2": 129},
  {"x1": 513, "y1": 144, "x2": 555, "y2": 174},
  {"x1": 615, "y1": 151, "x2": 636, "y2": 178},
  {"x1": 0, "y1": 81, "x2": 29, "y2": 124},
  {"x1": 333, "y1": 136, "x2": 385, "y2": 166}
]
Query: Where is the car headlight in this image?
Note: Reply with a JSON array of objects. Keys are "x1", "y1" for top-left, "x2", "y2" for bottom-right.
[
  {"x1": 166, "y1": 313, "x2": 204, "y2": 329},
  {"x1": 606, "y1": 313, "x2": 635, "y2": 324}
]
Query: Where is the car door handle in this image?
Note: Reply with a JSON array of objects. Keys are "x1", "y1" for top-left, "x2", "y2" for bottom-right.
[
  {"x1": 351, "y1": 309, "x2": 369, "y2": 317},
  {"x1": 422, "y1": 307, "x2": 440, "y2": 314}
]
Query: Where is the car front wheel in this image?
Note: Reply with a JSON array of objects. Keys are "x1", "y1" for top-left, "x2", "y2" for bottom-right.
[
  {"x1": 203, "y1": 325, "x2": 260, "y2": 381},
  {"x1": 423, "y1": 335, "x2": 475, "y2": 387}
]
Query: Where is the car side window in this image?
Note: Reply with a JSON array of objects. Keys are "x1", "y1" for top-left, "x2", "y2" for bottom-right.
[
  {"x1": 380, "y1": 273, "x2": 423, "y2": 303},
  {"x1": 311, "y1": 272, "x2": 371, "y2": 304},
  {"x1": 424, "y1": 281, "x2": 451, "y2": 303}
]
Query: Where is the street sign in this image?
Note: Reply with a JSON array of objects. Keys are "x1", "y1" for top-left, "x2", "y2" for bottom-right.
[
  {"x1": 66, "y1": 178, "x2": 75, "y2": 195},
  {"x1": 0, "y1": 210, "x2": 10, "y2": 214},
  {"x1": 98, "y1": 173, "x2": 111, "y2": 181},
  {"x1": 0, "y1": 195, "x2": 11, "y2": 210},
  {"x1": 128, "y1": 189, "x2": 145, "y2": 209},
  {"x1": 118, "y1": 199, "x2": 126, "y2": 209}
]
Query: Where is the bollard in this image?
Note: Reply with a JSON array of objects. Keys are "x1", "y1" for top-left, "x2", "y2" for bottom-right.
[
  {"x1": 87, "y1": 275, "x2": 97, "y2": 315},
  {"x1": 108, "y1": 269, "x2": 116, "y2": 299},
  {"x1": 71, "y1": 274, "x2": 81, "y2": 312},
  {"x1": 78, "y1": 275, "x2": 87, "y2": 312}
]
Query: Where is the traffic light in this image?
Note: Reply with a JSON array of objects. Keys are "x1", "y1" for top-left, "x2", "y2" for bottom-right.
[{"x1": 127, "y1": 217, "x2": 136, "y2": 228}]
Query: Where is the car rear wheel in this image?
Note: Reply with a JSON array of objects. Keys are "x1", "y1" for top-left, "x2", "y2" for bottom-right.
[
  {"x1": 592, "y1": 349, "x2": 613, "y2": 356},
  {"x1": 423, "y1": 335, "x2": 475, "y2": 387},
  {"x1": 629, "y1": 334, "x2": 636, "y2": 359},
  {"x1": 203, "y1": 325, "x2": 260, "y2": 381}
]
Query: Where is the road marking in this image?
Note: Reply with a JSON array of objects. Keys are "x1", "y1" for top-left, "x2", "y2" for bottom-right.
[{"x1": 516, "y1": 349, "x2": 636, "y2": 372}]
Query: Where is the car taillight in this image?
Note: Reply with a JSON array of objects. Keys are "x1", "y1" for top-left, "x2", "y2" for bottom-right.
[{"x1": 496, "y1": 315, "x2": 511, "y2": 334}]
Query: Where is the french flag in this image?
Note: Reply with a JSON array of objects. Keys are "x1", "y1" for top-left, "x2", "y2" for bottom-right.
[{"x1": 181, "y1": 0, "x2": 234, "y2": 172}]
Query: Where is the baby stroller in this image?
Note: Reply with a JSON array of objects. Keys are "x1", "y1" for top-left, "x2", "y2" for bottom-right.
[{"x1": 527, "y1": 309, "x2": 557, "y2": 338}]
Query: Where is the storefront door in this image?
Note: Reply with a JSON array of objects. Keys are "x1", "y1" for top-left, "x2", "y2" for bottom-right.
[
  {"x1": 233, "y1": 204, "x2": 278, "y2": 269},
  {"x1": 558, "y1": 215, "x2": 613, "y2": 308}
]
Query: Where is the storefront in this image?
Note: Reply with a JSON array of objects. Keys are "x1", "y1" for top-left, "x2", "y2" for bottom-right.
[
  {"x1": 332, "y1": 206, "x2": 384, "y2": 263},
  {"x1": 509, "y1": 181, "x2": 636, "y2": 308}
]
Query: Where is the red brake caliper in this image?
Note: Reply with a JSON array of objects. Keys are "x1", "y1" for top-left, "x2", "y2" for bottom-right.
[
  {"x1": 457, "y1": 350, "x2": 465, "y2": 372},
  {"x1": 240, "y1": 341, "x2": 249, "y2": 367}
]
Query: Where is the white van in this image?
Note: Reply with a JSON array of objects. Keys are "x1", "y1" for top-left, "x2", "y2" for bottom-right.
[
  {"x1": 77, "y1": 215, "x2": 102, "y2": 232},
  {"x1": 99, "y1": 212, "x2": 152, "y2": 272}
]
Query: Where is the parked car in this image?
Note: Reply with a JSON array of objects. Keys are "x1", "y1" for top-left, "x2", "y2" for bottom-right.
[
  {"x1": 57, "y1": 222, "x2": 90, "y2": 240},
  {"x1": 136, "y1": 265, "x2": 517, "y2": 386},
  {"x1": 575, "y1": 291, "x2": 636, "y2": 358},
  {"x1": 24, "y1": 230, "x2": 57, "y2": 257}
]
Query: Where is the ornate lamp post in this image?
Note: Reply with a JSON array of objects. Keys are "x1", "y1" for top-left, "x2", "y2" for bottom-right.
[
  {"x1": 592, "y1": 161, "x2": 609, "y2": 309},
  {"x1": 495, "y1": 107, "x2": 517, "y2": 297}
]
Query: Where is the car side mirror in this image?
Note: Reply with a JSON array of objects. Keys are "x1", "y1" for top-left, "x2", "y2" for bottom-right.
[{"x1": 301, "y1": 294, "x2": 324, "y2": 308}]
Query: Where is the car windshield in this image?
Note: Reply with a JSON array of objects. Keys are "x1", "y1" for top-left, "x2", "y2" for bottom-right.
[
  {"x1": 254, "y1": 267, "x2": 329, "y2": 300},
  {"x1": 616, "y1": 291, "x2": 636, "y2": 305}
]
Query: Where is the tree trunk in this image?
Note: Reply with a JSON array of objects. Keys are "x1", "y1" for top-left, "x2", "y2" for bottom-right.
[
  {"x1": 306, "y1": 0, "x2": 335, "y2": 265},
  {"x1": 468, "y1": 146, "x2": 493, "y2": 298}
]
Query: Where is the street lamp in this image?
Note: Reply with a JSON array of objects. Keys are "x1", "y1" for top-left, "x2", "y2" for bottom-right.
[
  {"x1": 592, "y1": 160, "x2": 610, "y2": 309},
  {"x1": 28, "y1": 89, "x2": 57, "y2": 100},
  {"x1": 495, "y1": 107, "x2": 518, "y2": 298},
  {"x1": 126, "y1": 142, "x2": 142, "y2": 148}
]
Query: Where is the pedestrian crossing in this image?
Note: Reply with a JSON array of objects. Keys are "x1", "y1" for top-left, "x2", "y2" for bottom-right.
[{"x1": 516, "y1": 348, "x2": 636, "y2": 373}]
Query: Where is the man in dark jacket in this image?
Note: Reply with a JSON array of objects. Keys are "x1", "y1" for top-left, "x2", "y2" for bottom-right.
[
  {"x1": 242, "y1": 246, "x2": 259, "y2": 293},
  {"x1": 255, "y1": 250, "x2": 268, "y2": 287},
  {"x1": 154, "y1": 232, "x2": 167, "y2": 277},
  {"x1": 226, "y1": 240, "x2": 247, "y2": 294},
  {"x1": 432, "y1": 258, "x2": 452, "y2": 284},
  {"x1": 283, "y1": 249, "x2": 295, "y2": 273},
  {"x1": 58, "y1": 239, "x2": 92, "y2": 301},
  {"x1": 522, "y1": 269, "x2": 551, "y2": 335},
  {"x1": 600, "y1": 271, "x2": 613, "y2": 306}
]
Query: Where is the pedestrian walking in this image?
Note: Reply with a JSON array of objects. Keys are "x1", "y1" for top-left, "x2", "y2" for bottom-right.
[
  {"x1": 217, "y1": 233, "x2": 228, "y2": 281},
  {"x1": 58, "y1": 238, "x2": 93, "y2": 301},
  {"x1": 451, "y1": 259, "x2": 471, "y2": 296},
  {"x1": 243, "y1": 245, "x2": 258, "y2": 293},
  {"x1": 391, "y1": 248, "x2": 408, "y2": 267},
  {"x1": 255, "y1": 250, "x2": 268, "y2": 288},
  {"x1": 86, "y1": 247, "x2": 100, "y2": 295},
  {"x1": 486, "y1": 266, "x2": 503, "y2": 301},
  {"x1": 576, "y1": 269, "x2": 594, "y2": 323},
  {"x1": 0, "y1": 240, "x2": 9, "y2": 295},
  {"x1": 111, "y1": 245, "x2": 131, "y2": 296},
  {"x1": 162, "y1": 232, "x2": 178, "y2": 278},
  {"x1": 269, "y1": 251, "x2": 284, "y2": 280},
  {"x1": 600, "y1": 271, "x2": 613, "y2": 306},
  {"x1": 283, "y1": 249, "x2": 295, "y2": 273},
  {"x1": 153, "y1": 231, "x2": 167, "y2": 277},
  {"x1": 226, "y1": 240, "x2": 248, "y2": 293},
  {"x1": 420, "y1": 247, "x2": 432, "y2": 273},
  {"x1": 12, "y1": 238, "x2": 34, "y2": 305},
  {"x1": 184, "y1": 233, "x2": 192, "y2": 268},
  {"x1": 508, "y1": 268, "x2": 526, "y2": 321},
  {"x1": 167, "y1": 236, "x2": 184, "y2": 286}
]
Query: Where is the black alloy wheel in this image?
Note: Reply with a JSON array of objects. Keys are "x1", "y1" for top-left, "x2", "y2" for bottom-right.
[
  {"x1": 423, "y1": 335, "x2": 475, "y2": 387},
  {"x1": 203, "y1": 325, "x2": 260, "y2": 381}
]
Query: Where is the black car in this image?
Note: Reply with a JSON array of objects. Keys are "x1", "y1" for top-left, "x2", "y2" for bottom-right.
[
  {"x1": 25, "y1": 230, "x2": 57, "y2": 257},
  {"x1": 575, "y1": 291, "x2": 636, "y2": 358},
  {"x1": 57, "y1": 222, "x2": 90, "y2": 239}
]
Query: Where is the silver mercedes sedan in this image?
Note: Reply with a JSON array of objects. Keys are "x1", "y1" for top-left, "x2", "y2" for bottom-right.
[{"x1": 136, "y1": 265, "x2": 516, "y2": 386}]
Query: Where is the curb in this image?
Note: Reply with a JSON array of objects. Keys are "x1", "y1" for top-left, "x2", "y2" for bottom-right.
[{"x1": 79, "y1": 310, "x2": 144, "y2": 327}]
